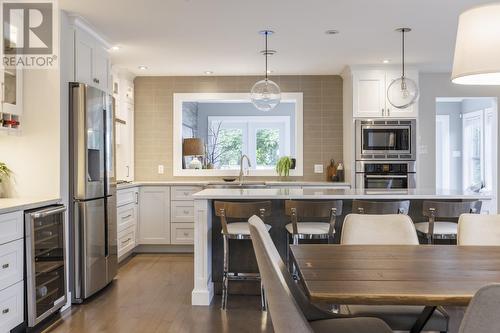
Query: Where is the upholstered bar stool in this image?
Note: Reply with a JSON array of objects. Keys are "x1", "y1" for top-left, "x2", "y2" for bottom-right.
[
  {"x1": 352, "y1": 199, "x2": 410, "y2": 214},
  {"x1": 415, "y1": 200, "x2": 482, "y2": 244},
  {"x1": 214, "y1": 201, "x2": 272, "y2": 310},
  {"x1": 458, "y1": 214, "x2": 500, "y2": 246}
]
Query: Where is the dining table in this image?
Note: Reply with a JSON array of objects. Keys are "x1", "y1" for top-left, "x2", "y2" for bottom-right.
[{"x1": 290, "y1": 244, "x2": 500, "y2": 333}]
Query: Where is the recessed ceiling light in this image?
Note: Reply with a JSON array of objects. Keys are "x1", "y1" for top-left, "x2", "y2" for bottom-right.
[
  {"x1": 383, "y1": 59, "x2": 390, "y2": 64},
  {"x1": 204, "y1": 71, "x2": 214, "y2": 75},
  {"x1": 138, "y1": 65, "x2": 148, "y2": 70},
  {"x1": 325, "y1": 29, "x2": 340, "y2": 35},
  {"x1": 110, "y1": 46, "x2": 120, "y2": 51}
]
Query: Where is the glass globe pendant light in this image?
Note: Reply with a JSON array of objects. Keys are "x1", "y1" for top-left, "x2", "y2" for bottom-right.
[
  {"x1": 251, "y1": 30, "x2": 281, "y2": 111},
  {"x1": 387, "y1": 28, "x2": 419, "y2": 109}
]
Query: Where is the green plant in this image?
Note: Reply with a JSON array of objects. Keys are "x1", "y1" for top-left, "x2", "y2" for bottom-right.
[
  {"x1": 276, "y1": 156, "x2": 293, "y2": 178},
  {"x1": 0, "y1": 162, "x2": 11, "y2": 183}
]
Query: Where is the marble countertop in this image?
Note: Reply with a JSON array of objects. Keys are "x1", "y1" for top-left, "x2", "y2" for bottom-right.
[
  {"x1": 192, "y1": 188, "x2": 493, "y2": 200},
  {"x1": 117, "y1": 180, "x2": 350, "y2": 190},
  {"x1": 0, "y1": 197, "x2": 62, "y2": 215}
]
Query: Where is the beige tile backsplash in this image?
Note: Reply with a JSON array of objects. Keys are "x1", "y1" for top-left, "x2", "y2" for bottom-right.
[{"x1": 134, "y1": 75, "x2": 343, "y2": 181}]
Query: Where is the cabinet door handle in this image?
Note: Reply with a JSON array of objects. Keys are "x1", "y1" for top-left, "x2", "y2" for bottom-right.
[
  {"x1": 381, "y1": 108, "x2": 384, "y2": 116},
  {"x1": 93, "y1": 78, "x2": 100, "y2": 84},
  {"x1": 126, "y1": 166, "x2": 130, "y2": 178},
  {"x1": 183, "y1": 232, "x2": 189, "y2": 237},
  {"x1": 1, "y1": 82, "x2": 4, "y2": 103},
  {"x1": 121, "y1": 238, "x2": 132, "y2": 245},
  {"x1": 2, "y1": 308, "x2": 9, "y2": 314},
  {"x1": 183, "y1": 192, "x2": 189, "y2": 196},
  {"x1": 1, "y1": 263, "x2": 9, "y2": 269},
  {"x1": 135, "y1": 192, "x2": 139, "y2": 204},
  {"x1": 122, "y1": 214, "x2": 132, "y2": 220},
  {"x1": 183, "y1": 210, "x2": 189, "y2": 214},
  {"x1": 387, "y1": 108, "x2": 390, "y2": 117}
]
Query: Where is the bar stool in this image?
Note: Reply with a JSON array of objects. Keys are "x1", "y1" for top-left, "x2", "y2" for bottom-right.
[
  {"x1": 352, "y1": 200, "x2": 410, "y2": 214},
  {"x1": 414, "y1": 200, "x2": 482, "y2": 244},
  {"x1": 284, "y1": 200, "x2": 342, "y2": 272},
  {"x1": 214, "y1": 201, "x2": 272, "y2": 311}
]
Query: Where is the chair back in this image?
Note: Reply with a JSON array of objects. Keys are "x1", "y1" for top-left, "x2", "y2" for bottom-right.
[
  {"x1": 352, "y1": 200, "x2": 410, "y2": 214},
  {"x1": 422, "y1": 200, "x2": 482, "y2": 218},
  {"x1": 341, "y1": 214, "x2": 419, "y2": 245},
  {"x1": 214, "y1": 201, "x2": 272, "y2": 234},
  {"x1": 458, "y1": 284, "x2": 500, "y2": 333},
  {"x1": 248, "y1": 216, "x2": 314, "y2": 333},
  {"x1": 248, "y1": 215, "x2": 340, "y2": 322},
  {"x1": 284, "y1": 200, "x2": 343, "y2": 218},
  {"x1": 458, "y1": 214, "x2": 500, "y2": 246}
]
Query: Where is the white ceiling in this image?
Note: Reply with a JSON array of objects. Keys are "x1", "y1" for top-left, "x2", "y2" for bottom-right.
[{"x1": 60, "y1": 0, "x2": 492, "y2": 76}]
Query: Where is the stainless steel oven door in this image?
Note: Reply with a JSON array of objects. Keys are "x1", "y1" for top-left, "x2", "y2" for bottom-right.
[{"x1": 356, "y1": 173, "x2": 416, "y2": 189}]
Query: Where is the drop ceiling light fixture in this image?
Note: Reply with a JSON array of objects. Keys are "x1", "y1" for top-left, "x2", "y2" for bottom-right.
[
  {"x1": 138, "y1": 65, "x2": 148, "y2": 70},
  {"x1": 250, "y1": 30, "x2": 281, "y2": 112},
  {"x1": 387, "y1": 28, "x2": 419, "y2": 109},
  {"x1": 452, "y1": 3, "x2": 500, "y2": 85}
]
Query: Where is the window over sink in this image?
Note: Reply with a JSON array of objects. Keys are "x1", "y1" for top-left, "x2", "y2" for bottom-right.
[{"x1": 173, "y1": 93, "x2": 303, "y2": 177}]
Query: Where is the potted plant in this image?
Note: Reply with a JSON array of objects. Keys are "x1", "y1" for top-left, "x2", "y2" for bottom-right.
[
  {"x1": 0, "y1": 162, "x2": 11, "y2": 197},
  {"x1": 276, "y1": 156, "x2": 295, "y2": 179}
]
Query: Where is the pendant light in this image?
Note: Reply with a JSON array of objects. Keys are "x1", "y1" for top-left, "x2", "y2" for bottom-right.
[
  {"x1": 251, "y1": 30, "x2": 281, "y2": 111},
  {"x1": 387, "y1": 28, "x2": 419, "y2": 109}
]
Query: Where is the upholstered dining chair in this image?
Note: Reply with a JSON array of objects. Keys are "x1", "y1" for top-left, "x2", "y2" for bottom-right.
[
  {"x1": 458, "y1": 284, "x2": 500, "y2": 333},
  {"x1": 248, "y1": 215, "x2": 393, "y2": 333},
  {"x1": 340, "y1": 214, "x2": 449, "y2": 332},
  {"x1": 457, "y1": 214, "x2": 500, "y2": 246}
]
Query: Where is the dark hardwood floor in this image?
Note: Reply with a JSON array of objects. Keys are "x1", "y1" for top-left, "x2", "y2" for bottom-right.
[{"x1": 43, "y1": 254, "x2": 273, "y2": 333}]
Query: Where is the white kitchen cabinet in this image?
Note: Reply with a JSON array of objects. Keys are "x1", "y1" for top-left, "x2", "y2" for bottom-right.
[
  {"x1": 74, "y1": 26, "x2": 111, "y2": 92},
  {"x1": 351, "y1": 68, "x2": 418, "y2": 118},
  {"x1": 138, "y1": 187, "x2": 171, "y2": 244},
  {"x1": 117, "y1": 187, "x2": 139, "y2": 262},
  {"x1": 1, "y1": 68, "x2": 23, "y2": 116}
]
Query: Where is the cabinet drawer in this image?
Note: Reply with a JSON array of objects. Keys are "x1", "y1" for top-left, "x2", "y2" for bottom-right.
[
  {"x1": 0, "y1": 211, "x2": 23, "y2": 245},
  {"x1": 0, "y1": 281, "x2": 23, "y2": 333},
  {"x1": 117, "y1": 203, "x2": 137, "y2": 233},
  {"x1": 171, "y1": 201, "x2": 194, "y2": 223},
  {"x1": 117, "y1": 187, "x2": 138, "y2": 207},
  {"x1": 171, "y1": 223, "x2": 194, "y2": 245},
  {"x1": 118, "y1": 226, "x2": 135, "y2": 256},
  {"x1": 0, "y1": 239, "x2": 23, "y2": 291},
  {"x1": 170, "y1": 186, "x2": 202, "y2": 201}
]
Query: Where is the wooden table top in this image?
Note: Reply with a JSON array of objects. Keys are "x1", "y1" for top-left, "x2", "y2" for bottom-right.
[{"x1": 290, "y1": 244, "x2": 500, "y2": 306}]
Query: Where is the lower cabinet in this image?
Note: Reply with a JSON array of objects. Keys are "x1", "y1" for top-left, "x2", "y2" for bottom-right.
[
  {"x1": 117, "y1": 187, "x2": 139, "y2": 262},
  {"x1": 138, "y1": 186, "x2": 171, "y2": 244},
  {"x1": 0, "y1": 281, "x2": 23, "y2": 332}
]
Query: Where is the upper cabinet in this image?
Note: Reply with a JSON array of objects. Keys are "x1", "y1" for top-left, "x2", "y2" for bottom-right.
[
  {"x1": 348, "y1": 67, "x2": 419, "y2": 118},
  {"x1": 1, "y1": 68, "x2": 23, "y2": 115},
  {"x1": 73, "y1": 20, "x2": 111, "y2": 93}
]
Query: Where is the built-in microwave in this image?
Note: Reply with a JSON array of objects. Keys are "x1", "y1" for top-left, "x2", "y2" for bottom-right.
[{"x1": 355, "y1": 119, "x2": 416, "y2": 160}]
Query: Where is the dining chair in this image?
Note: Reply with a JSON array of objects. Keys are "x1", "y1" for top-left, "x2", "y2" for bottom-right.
[
  {"x1": 340, "y1": 213, "x2": 449, "y2": 332},
  {"x1": 415, "y1": 200, "x2": 482, "y2": 244},
  {"x1": 352, "y1": 199, "x2": 410, "y2": 214},
  {"x1": 458, "y1": 284, "x2": 500, "y2": 333},
  {"x1": 457, "y1": 214, "x2": 500, "y2": 246},
  {"x1": 248, "y1": 215, "x2": 393, "y2": 333},
  {"x1": 214, "y1": 200, "x2": 272, "y2": 310}
]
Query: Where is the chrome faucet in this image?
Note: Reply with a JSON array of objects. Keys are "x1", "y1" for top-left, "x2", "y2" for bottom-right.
[{"x1": 239, "y1": 154, "x2": 251, "y2": 185}]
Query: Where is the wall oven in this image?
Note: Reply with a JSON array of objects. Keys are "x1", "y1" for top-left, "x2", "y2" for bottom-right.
[
  {"x1": 25, "y1": 205, "x2": 67, "y2": 327},
  {"x1": 356, "y1": 161, "x2": 416, "y2": 189},
  {"x1": 356, "y1": 119, "x2": 416, "y2": 160}
]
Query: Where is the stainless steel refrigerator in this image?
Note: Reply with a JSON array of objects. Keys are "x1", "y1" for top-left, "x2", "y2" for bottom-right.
[{"x1": 69, "y1": 83, "x2": 117, "y2": 303}]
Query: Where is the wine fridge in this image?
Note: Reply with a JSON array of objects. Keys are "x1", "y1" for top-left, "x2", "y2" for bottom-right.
[{"x1": 25, "y1": 205, "x2": 67, "y2": 327}]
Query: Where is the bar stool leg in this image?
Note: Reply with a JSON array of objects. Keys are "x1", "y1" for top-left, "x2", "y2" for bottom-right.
[
  {"x1": 221, "y1": 235, "x2": 229, "y2": 310},
  {"x1": 292, "y1": 234, "x2": 299, "y2": 280},
  {"x1": 260, "y1": 281, "x2": 267, "y2": 311}
]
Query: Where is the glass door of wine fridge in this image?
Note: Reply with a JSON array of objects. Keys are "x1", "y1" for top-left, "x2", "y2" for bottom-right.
[{"x1": 25, "y1": 205, "x2": 67, "y2": 327}]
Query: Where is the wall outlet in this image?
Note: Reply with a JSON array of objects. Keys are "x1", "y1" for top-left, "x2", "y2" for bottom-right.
[
  {"x1": 158, "y1": 165, "x2": 164, "y2": 174},
  {"x1": 314, "y1": 164, "x2": 324, "y2": 173}
]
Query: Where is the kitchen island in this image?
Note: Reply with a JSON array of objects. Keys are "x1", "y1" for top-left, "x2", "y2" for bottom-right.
[{"x1": 191, "y1": 188, "x2": 493, "y2": 305}]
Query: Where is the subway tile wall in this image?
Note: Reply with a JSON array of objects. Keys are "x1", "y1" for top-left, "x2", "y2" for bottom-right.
[{"x1": 134, "y1": 75, "x2": 343, "y2": 181}]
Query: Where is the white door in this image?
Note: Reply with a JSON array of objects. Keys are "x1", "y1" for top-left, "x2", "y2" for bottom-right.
[
  {"x1": 74, "y1": 29, "x2": 93, "y2": 86},
  {"x1": 353, "y1": 71, "x2": 386, "y2": 118},
  {"x1": 385, "y1": 70, "x2": 419, "y2": 118},
  {"x1": 138, "y1": 187, "x2": 171, "y2": 244},
  {"x1": 92, "y1": 46, "x2": 109, "y2": 91}
]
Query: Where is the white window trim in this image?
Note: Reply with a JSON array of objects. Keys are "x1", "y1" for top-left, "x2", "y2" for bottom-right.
[
  {"x1": 462, "y1": 110, "x2": 484, "y2": 191},
  {"x1": 173, "y1": 92, "x2": 303, "y2": 177},
  {"x1": 436, "y1": 114, "x2": 450, "y2": 190}
]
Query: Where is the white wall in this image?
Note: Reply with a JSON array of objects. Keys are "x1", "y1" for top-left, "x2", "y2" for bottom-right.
[
  {"x1": 0, "y1": 70, "x2": 60, "y2": 198},
  {"x1": 418, "y1": 73, "x2": 499, "y2": 212}
]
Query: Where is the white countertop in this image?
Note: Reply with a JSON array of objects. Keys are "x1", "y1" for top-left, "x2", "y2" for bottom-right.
[
  {"x1": 192, "y1": 188, "x2": 493, "y2": 200},
  {"x1": 0, "y1": 197, "x2": 62, "y2": 215},
  {"x1": 117, "y1": 180, "x2": 350, "y2": 190}
]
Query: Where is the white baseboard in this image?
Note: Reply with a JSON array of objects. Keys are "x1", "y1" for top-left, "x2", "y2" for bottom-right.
[
  {"x1": 134, "y1": 244, "x2": 194, "y2": 253},
  {"x1": 191, "y1": 282, "x2": 214, "y2": 306}
]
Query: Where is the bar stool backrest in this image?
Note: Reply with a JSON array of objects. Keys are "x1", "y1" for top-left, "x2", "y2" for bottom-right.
[
  {"x1": 214, "y1": 201, "x2": 272, "y2": 235},
  {"x1": 422, "y1": 200, "x2": 482, "y2": 218},
  {"x1": 284, "y1": 200, "x2": 343, "y2": 219},
  {"x1": 352, "y1": 200, "x2": 410, "y2": 215}
]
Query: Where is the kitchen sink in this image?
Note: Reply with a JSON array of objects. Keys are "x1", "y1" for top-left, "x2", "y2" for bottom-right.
[{"x1": 205, "y1": 181, "x2": 267, "y2": 189}]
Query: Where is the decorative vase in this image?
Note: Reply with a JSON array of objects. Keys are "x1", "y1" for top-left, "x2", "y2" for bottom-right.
[{"x1": 188, "y1": 158, "x2": 202, "y2": 170}]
